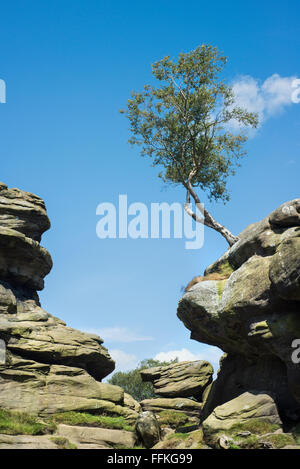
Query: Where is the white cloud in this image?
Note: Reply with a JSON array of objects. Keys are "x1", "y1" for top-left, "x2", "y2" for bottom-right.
[
  {"x1": 232, "y1": 73, "x2": 299, "y2": 126},
  {"x1": 109, "y1": 349, "x2": 139, "y2": 373},
  {"x1": 154, "y1": 346, "x2": 223, "y2": 371},
  {"x1": 86, "y1": 326, "x2": 153, "y2": 343}
]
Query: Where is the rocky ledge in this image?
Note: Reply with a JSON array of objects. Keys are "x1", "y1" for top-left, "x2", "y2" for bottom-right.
[
  {"x1": 178, "y1": 199, "x2": 300, "y2": 424},
  {"x1": 0, "y1": 183, "x2": 140, "y2": 442}
]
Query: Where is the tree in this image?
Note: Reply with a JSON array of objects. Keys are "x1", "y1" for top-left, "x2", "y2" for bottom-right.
[
  {"x1": 121, "y1": 45, "x2": 258, "y2": 246},
  {"x1": 108, "y1": 358, "x2": 178, "y2": 402}
]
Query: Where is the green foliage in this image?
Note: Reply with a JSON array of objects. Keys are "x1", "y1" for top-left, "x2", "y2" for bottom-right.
[
  {"x1": 50, "y1": 412, "x2": 134, "y2": 432},
  {"x1": 167, "y1": 432, "x2": 190, "y2": 440},
  {"x1": 158, "y1": 411, "x2": 189, "y2": 428},
  {"x1": 122, "y1": 45, "x2": 258, "y2": 202},
  {"x1": 0, "y1": 409, "x2": 45, "y2": 435},
  {"x1": 108, "y1": 358, "x2": 178, "y2": 402}
]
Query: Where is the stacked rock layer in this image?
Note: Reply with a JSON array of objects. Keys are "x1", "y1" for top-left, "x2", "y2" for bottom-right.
[
  {"x1": 0, "y1": 183, "x2": 137, "y2": 422},
  {"x1": 140, "y1": 360, "x2": 213, "y2": 427}
]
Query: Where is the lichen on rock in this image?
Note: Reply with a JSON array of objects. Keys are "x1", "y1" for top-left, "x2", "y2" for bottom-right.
[{"x1": 178, "y1": 199, "x2": 300, "y2": 421}]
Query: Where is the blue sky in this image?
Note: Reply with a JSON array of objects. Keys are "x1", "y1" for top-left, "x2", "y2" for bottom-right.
[{"x1": 0, "y1": 0, "x2": 299, "y2": 374}]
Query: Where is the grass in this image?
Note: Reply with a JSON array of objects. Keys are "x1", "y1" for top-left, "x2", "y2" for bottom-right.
[
  {"x1": 231, "y1": 434, "x2": 259, "y2": 449},
  {"x1": 230, "y1": 419, "x2": 280, "y2": 436},
  {"x1": 50, "y1": 412, "x2": 134, "y2": 432},
  {"x1": 158, "y1": 411, "x2": 189, "y2": 429},
  {"x1": 0, "y1": 409, "x2": 46, "y2": 435},
  {"x1": 262, "y1": 433, "x2": 295, "y2": 449},
  {"x1": 162, "y1": 430, "x2": 203, "y2": 449},
  {"x1": 167, "y1": 432, "x2": 190, "y2": 440},
  {"x1": 50, "y1": 436, "x2": 77, "y2": 449}
]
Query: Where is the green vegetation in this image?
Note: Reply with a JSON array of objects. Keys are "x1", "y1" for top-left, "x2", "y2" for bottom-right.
[
  {"x1": 0, "y1": 409, "x2": 46, "y2": 435},
  {"x1": 215, "y1": 260, "x2": 234, "y2": 277},
  {"x1": 108, "y1": 358, "x2": 178, "y2": 402},
  {"x1": 229, "y1": 434, "x2": 259, "y2": 449},
  {"x1": 262, "y1": 433, "x2": 295, "y2": 449},
  {"x1": 217, "y1": 279, "x2": 227, "y2": 300},
  {"x1": 50, "y1": 412, "x2": 134, "y2": 432},
  {"x1": 122, "y1": 45, "x2": 258, "y2": 246},
  {"x1": 158, "y1": 411, "x2": 189, "y2": 428},
  {"x1": 230, "y1": 419, "x2": 280, "y2": 435},
  {"x1": 50, "y1": 436, "x2": 77, "y2": 449}
]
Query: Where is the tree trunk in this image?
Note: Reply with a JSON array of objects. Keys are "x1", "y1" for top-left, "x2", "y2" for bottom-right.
[{"x1": 183, "y1": 183, "x2": 239, "y2": 247}]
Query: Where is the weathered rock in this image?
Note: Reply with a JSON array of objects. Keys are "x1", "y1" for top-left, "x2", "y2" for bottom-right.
[
  {"x1": 0, "y1": 283, "x2": 114, "y2": 381},
  {"x1": 140, "y1": 397, "x2": 202, "y2": 418},
  {"x1": 153, "y1": 429, "x2": 204, "y2": 449},
  {"x1": 0, "y1": 183, "x2": 142, "y2": 433},
  {"x1": 135, "y1": 411, "x2": 160, "y2": 448},
  {"x1": 0, "y1": 228, "x2": 52, "y2": 290},
  {"x1": 57, "y1": 424, "x2": 136, "y2": 449},
  {"x1": 0, "y1": 338, "x2": 5, "y2": 364},
  {"x1": 140, "y1": 360, "x2": 213, "y2": 399},
  {"x1": 124, "y1": 392, "x2": 142, "y2": 413},
  {"x1": 0, "y1": 434, "x2": 59, "y2": 449},
  {"x1": 140, "y1": 397, "x2": 202, "y2": 428},
  {"x1": 202, "y1": 392, "x2": 282, "y2": 447},
  {"x1": 0, "y1": 354, "x2": 130, "y2": 416},
  {"x1": 203, "y1": 392, "x2": 282, "y2": 433},
  {"x1": 269, "y1": 237, "x2": 300, "y2": 301},
  {"x1": 269, "y1": 199, "x2": 300, "y2": 227},
  {"x1": 178, "y1": 199, "x2": 300, "y2": 414},
  {"x1": 201, "y1": 354, "x2": 298, "y2": 422},
  {"x1": 0, "y1": 184, "x2": 50, "y2": 242}
]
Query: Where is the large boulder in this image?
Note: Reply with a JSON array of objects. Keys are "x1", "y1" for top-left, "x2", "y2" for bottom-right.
[
  {"x1": 140, "y1": 397, "x2": 202, "y2": 428},
  {"x1": 0, "y1": 434, "x2": 59, "y2": 449},
  {"x1": 203, "y1": 392, "x2": 282, "y2": 434},
  {"x1": 57, "y1": 424, "x2": 136, "y2": 449},
  {"x1": 140, "y1": 360, "x2": 213, "y2": 399},
  {"x1": 178, "y1": 199, "x2": 300, "y2": 417},
  {"x1": 135, "y1": 411, "x2": 160, "y2": 448},
  {"x1": 202, "y1": 392, "x2": 282, "y2": 448},
  {"x1": 0, "y1": 183, "x2": 50, "y2": 242},
  {"x1": 140, "y1": 397, "x2": 202, "y2": 418},
  {"x1": 201, "y1": 354, "x2": 297, "y2": 422}
]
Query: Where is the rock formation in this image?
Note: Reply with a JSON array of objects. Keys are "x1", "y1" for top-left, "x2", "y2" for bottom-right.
[
  {"x1": 1, "y1": 187, "x2": 300, "y2": 449},
  {"x1": 140, "y1": 360, "x2": 213, "y2": 398},
  {"x1": 0, "y1": 183, "x2": 140, "y2": 447},
  {"x1": 135, "y1": 411, "x2": 160, "y2": 448},
  {"x1": 139, "y1": 360, "x2": 212, "y2": 430},
  {"x1": 177, "y1": 199, "x2": 300, "y2": 424}
]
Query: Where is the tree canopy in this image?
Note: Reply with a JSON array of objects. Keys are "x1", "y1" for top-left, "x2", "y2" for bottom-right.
[{"x1": 121, "y1": 45, "x2": 259, "y2": 246}]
